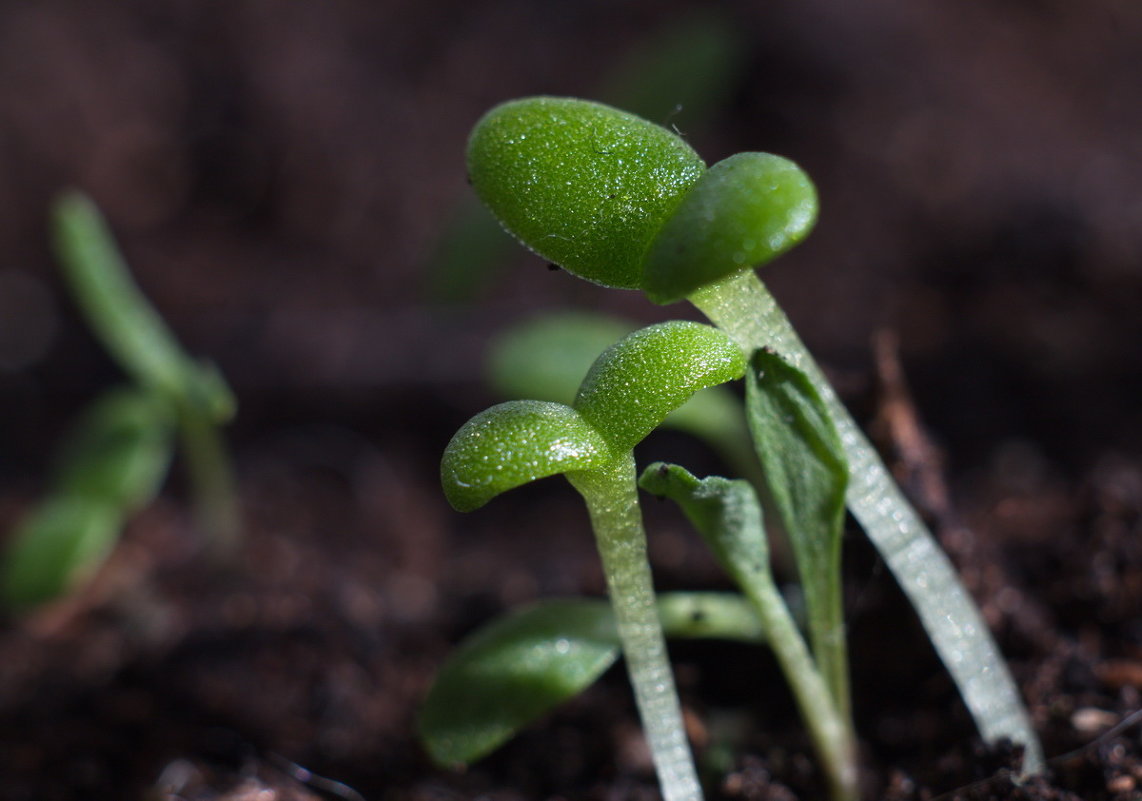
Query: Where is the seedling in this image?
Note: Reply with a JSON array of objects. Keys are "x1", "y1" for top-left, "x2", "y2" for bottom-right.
[
  {"x1": 1, "y1": 192, "x2": 240, "y2": 610},
  {"x1": 464, "y1": 97, "x2": 1043, "y2": 773},
  {"x1": 51, "y1": 191, "x2": 239, "y2": 557},
  {"x1": 439, "y1": 321, "x2": 746, "y2": 801}
]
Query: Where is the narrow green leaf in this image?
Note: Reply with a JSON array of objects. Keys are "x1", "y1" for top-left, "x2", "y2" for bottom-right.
[
  {"x1": 744, "y1": 348, "x2": 849, "y2": 718},
  {"x1": 639, "y1": 462, "x2": 859, "y2": 798},
  {"x1": 573, "y1": 321, "x2": 746, "y2": 454},
  {"x1": 1, "y1": 496, "x2": 121, "y2": 609},
  {"x1": 53, "y1": 387, "x2": 175, "y2": 514},
  {"x1": 52, "y1": 192, "x2": 190, "y2": 396},
  {"x1": 441, "y1": 400, "x2": 612, "y2": 512},
  {"x1": 419, "y1": 594, "x2": 763, "y2": 767}
]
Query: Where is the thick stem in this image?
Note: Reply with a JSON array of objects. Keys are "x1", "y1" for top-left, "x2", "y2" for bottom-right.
[
  {"x1": 690, "y1": 270, "x2": 1044, "y2": 773},
  {"x1": 568, "y1": 455, "x2": 703, "y2": 801}
]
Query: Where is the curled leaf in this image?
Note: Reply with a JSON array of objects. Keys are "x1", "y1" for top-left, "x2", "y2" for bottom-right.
[
  {"x1": 574, "y1": 321, "x2": 746, "y2": 454},
  {"x1": 441, "y1": 400, "x2": 612, "y2": 512}
]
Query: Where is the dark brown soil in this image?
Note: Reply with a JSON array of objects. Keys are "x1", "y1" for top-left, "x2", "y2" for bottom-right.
[{"x1": 1, "y1": 3, "x2": 1140, "y2": 800}]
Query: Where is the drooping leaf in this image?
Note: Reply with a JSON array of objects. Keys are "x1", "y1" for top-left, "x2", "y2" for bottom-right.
[
  {"x1": 467, "y1": 97, "x2": 705, "y2": 289},
  {"x1": 573, "y1": 321, "x2": 745, "y2": 454},
  {"x1": 419, "y1": 594, "x2": 763, "y2": 767},
  {"x1": 441, "y1": 400, "x2": 612, "y2": 512}
]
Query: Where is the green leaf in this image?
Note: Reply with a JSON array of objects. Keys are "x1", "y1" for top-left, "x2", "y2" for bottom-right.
[
  {"x1": 644, "y1": 153, "x2": 818, "y2": 304},
  {"x1": 52, "y1": 192, "x2": 190, "y2": 396},
  {"x1": 53, "y1": 387, "x2": 175, "y2": 514},
  {"x1": 440, "y1": 400, "x2": 612, "y2": 512},
  {"x1": 573, "y1": 321, "x2": 746, "y2": 454},
  {"x1": 467, "y1": 97, "x2": 705, "y2": 289},
  {"x1": 744, "y1": 348, "x2": 849, "y2": 715},
  {"x1": 418, "y1": 598, "x2": 620, "y2": 767},
  {"x1": 638, "y1": 462, "x2": 771, "y2": 588},
  {"x1": 1, "y1": 496, "x2": 121, "y2": 609},
  {"x1": 418, "y1": 594, "x2": 763, "y2": 767}
]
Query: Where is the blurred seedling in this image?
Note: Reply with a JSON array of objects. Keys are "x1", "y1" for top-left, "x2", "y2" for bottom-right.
[
  {"x1": 432, "y1": 321, "x2": 746, "y2": 801},
  {"x1": 457, "y1": 96, "x2": 1044, "y2": 788},
  {"x1": 1, "y1": 192, "x2": 239, "y2": 610}
]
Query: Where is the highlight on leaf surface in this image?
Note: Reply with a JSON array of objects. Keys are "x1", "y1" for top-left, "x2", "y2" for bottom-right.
[
  {"x1": 467, "y1": 96, "x2": 705, "y2": 289},
  {"x1": 573, "y1": 321, "x2": 746, "y2": 454},
  {"x1": 419, "y1": 594, "x2": 764, "y2": 768},
  {"x1": 643, "y1": 153, "x2": 818, "y2": 304},
  {"x1": 441, "y1": 400, "x2": 612, "y2": 512}
]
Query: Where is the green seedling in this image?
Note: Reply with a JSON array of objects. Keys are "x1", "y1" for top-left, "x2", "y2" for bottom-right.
[
  {"x1": 466, "y1": 97, "x2": 1043, "y2": 773},
  {"x1": 639, "y1": 463, "x2": 856, "y2": 801},
  {"x1": 424, "y1": 12, "x2": 744, "y2": 304},
  {"x1": 52, "y1": 191, "x2": 239, "y2": 557},
  {"x1": 420, "y1": 592, "x2": 763, "y2": 767},
  {"x1": 1, "y1": 387, "x2": 174, "y2": 608},
  {"x1": 439, "y1": 321, "x2": 746, "y2": 801},
  {"x1": 488, "y1": 312, "x2": 761, "y2": 485},
  {"x1": 1, "y1": 193, "x2": 241, "y2": 610}
]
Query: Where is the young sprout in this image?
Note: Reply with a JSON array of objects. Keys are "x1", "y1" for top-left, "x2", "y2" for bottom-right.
[
  {"x1": 466, "y1": 96, "x2": 1043, "y2": 773},
  {"x1": 441, "y1": 321, "x2": 746, "y2": 801},
  {"x1": 639, "y1": 462, "x2": 857, "y2": 801},
  {"x1": 52, "y1": 191, "x2": 240, "y2": 557}
]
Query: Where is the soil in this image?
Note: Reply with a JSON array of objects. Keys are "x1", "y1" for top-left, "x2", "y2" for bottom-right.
[{"x1": 1, "y1": 2, "x2": 1140, "y2": 800}]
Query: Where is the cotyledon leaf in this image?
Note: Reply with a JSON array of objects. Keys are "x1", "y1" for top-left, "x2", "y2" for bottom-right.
[
  {"x1": 467, "y1": 96, "x2": 706, "y2": 289},
  {"x1": 419, "y1": 594, "x2": 763, "y2": 767}
]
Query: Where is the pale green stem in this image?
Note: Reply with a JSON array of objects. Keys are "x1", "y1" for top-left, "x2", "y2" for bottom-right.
[
  {"x1": 810, "y1": 557, "x2": 851, "y2": 729},
  {"x1": 690, "y1": 270, "x2": 1044, "y2": 773},
  {"x1": 177, "y1": 402, "x2": 240, "y2": 560},
  {"x1": 568, "y1": 454, "x2": 704, "y2": 801},
  {"x1": 733, "y1": 553, "x2": 858, "y2": 801}
]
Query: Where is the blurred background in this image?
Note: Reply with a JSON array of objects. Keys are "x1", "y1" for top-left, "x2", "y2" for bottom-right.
[
  {"x1": 0, "y1": 2, "x2": 1140, "y2": 798},
  {"x1": 1, "y1": 0, "x2": 1139, "y2": 469}
]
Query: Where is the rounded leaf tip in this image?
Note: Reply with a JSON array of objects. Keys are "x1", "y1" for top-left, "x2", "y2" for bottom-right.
[
  {"x1": 643, "y1": 152, "x2": 818, "y2": 304},
  {"x1": 467, "y1": 96, "x2": 705, "y2": 290},
  {"x1": 574, "y1": 321, "x2": 746, "y2": 453},
  {"x1": 441, "y1": 400, "x2": 612, "y2": 512}
]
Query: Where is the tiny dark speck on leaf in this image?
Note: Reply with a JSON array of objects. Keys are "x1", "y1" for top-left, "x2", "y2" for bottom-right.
[
  {"x1": 690, "y1": 610, "x2": 707, "y2": 623},
  {"x1": 546, "y1": 263, "x2": 562, "y2": 272}
]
